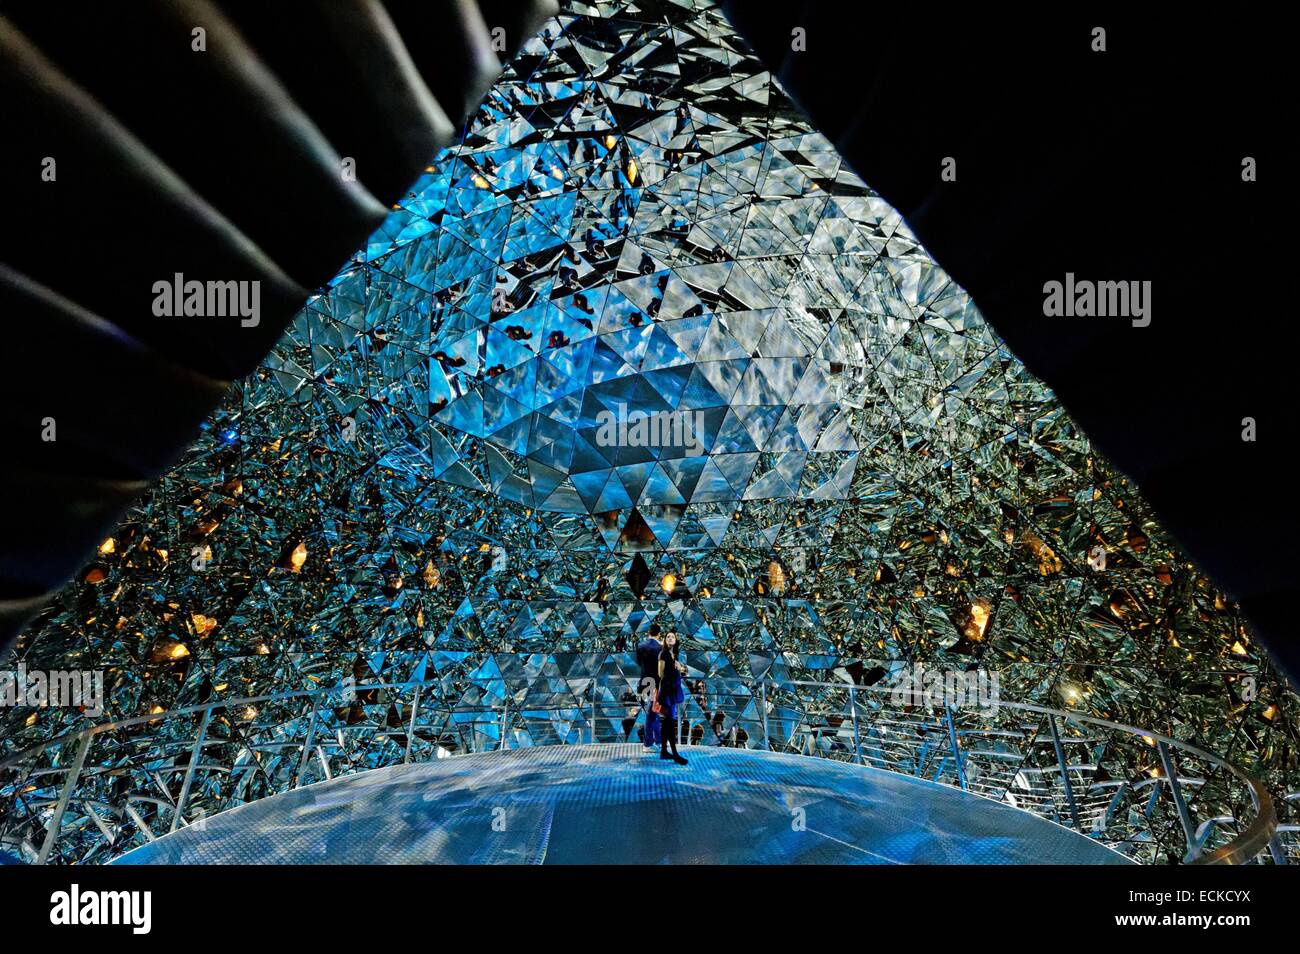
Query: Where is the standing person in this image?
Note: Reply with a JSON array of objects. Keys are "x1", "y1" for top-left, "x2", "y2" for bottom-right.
[
  {"x1": 635, "y1": 624, "x2": 662, "y2": 749},
  {"x1": 657, "y1": 632, "x2": 688, "y2": 765}
]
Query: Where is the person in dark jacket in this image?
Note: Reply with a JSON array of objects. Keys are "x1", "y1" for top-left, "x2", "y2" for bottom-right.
[
  {"x1": 657, "y1": 631, "x2": 688, "y2": 765},
  {"x1": 635, "y1": 624, "x2": 662, "y2": 748}
]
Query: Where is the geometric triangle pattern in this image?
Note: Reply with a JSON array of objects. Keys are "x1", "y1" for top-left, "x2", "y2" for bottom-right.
[{"x1": 329, "y1": 5, "x2": 993, "y2": 554}]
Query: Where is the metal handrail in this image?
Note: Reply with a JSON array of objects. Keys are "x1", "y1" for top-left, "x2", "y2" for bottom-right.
[{"x1": 0, "y1": 673, "x2": 1279, "y2": 865}]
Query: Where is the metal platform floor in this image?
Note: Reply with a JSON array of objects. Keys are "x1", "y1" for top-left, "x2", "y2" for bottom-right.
[{"x1": 115, "y1": 744, "x2": 1131, "y2": 865}]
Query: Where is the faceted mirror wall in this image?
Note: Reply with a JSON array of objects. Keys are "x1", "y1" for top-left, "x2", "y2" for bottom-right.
[{"x1": 5, "y1": 0, "x2": 1296, "y2": 827}]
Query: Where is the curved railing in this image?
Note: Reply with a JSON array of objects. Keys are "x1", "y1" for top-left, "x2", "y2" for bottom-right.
[{"x1": 0, "y1": 670, "x2": 1283, "y2": 865}]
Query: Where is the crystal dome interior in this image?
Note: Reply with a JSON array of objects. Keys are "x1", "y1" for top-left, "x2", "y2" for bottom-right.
[{"x1": 5, "y1": 0, "x2": 1297, "y2": 816}]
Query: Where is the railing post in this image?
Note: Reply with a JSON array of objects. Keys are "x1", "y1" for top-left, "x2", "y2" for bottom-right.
[
  {"x1": 760, "y1": 679, "x2": 770, "y2": 751},
  {"x1": 36, "y1": 731, "x2": 93, "y2": 865},
  {"x1": 404, "y1": 687, "x2": 421, "y2": 764},
  {"x1": 296, "y1": 701, "x2": 320, "y2": 789},
  {"x1": 498, "y1": 693, "x2": 510, "y2": 752},
  {"x1": 848, "y1": 685, "x2": 863, "y2": 765},
  {"x1": 589, "y1": 680, "x2": 596, "y2": 745},
  {"x1": 170, "y1": 706, "x2": 211, "y2": 833},
  {"x1": 944, "y1": 703, "x2": 967, "y2": 791},
  {"x1": 1048, "y1": 714, "x2": 1083, "y2": 829},
  {"x1": 1157, "y1": 740, "x2": 1200, "y2": 860},
  {"x1": 1268, "y1": 835, "x2": 1288, "y2": 866}
]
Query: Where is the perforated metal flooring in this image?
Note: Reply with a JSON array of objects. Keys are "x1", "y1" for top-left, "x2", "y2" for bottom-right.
[{"x1": 115, "y1": 745, "x2": 1131, "y2": 865}]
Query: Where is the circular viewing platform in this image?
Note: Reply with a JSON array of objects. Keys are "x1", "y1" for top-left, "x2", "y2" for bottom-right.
[{"x1": 115, "y1": 744, "x2": 1131, "y2": 865}]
